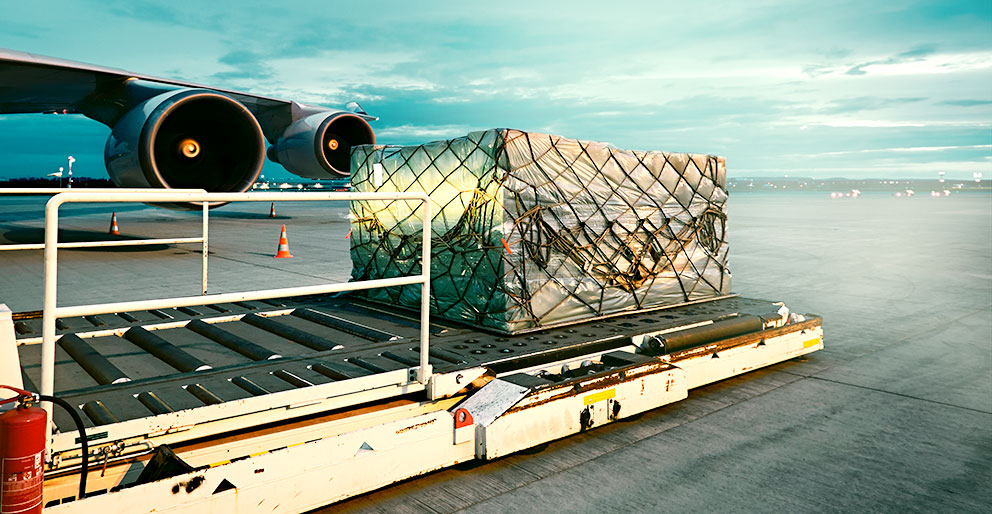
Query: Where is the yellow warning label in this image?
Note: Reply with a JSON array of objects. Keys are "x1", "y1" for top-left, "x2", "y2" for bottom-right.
[
  {"x1": 584, "y1": 388, "x2": 616, "y2": 405},
  {"x1": 803, "y1": 339, "x2": 821, "y2": 348}
]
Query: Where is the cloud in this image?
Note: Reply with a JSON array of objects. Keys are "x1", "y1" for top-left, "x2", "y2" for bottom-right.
[
  {"x1": 218, "y1": 50, "x2": 262, "y2": 67},
  {"x1": 818, "y1": 97, "x2": 928, "y2": 114},
  {"x1": 0, "y1": 20, "x2": 42, "y2": 40},
  {"x1": 106, "y1": 1, "x2": 183, "y2": 25},
  {"x1": 819, "y1": 119, "x2": 988, "y2": 128},
  {"x1": 733, "y1": 159, "x2": 991, "y2": 177},
  {"x1": 846, "y1": 45, "x2": 939, "y2": 75},
  {"x1": 940, "y1": 99, "x2": 992, "y2": 107},
  {"x1": 374, "y1": 124, "x2": 476, "y2": 142},
  {"x1": 809, "y1": 144, "x2": 992, "y2": 156},
  {"x1": 897, "y1": 44, "x2": 940, "y2": 59},
  {"x1": 846, "y1": 50, "x2": 992, "y2": 76},
  {"x1": 212, "y1": 50, "x2": 273, "y2": 81}
]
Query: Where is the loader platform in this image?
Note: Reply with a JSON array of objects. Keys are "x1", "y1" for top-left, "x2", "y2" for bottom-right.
[{"x1": 3, "y1": 293, "x2": 822, "y2": 512}]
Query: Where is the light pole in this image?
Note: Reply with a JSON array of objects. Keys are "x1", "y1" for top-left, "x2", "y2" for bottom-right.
[
  {"x1": 47, "y1": 167, "x2": 63, "y2": 187},
  {"x1": 67, "y1": 156, "x2": 75, "y2": 188}
]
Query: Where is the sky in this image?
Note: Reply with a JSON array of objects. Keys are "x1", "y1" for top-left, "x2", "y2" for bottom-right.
[{"x1": 0, "y1": 0, "x2": 989, "y2": 181}]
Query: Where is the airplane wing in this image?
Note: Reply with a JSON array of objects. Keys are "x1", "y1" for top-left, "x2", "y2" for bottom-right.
[
  {"x1": 0, "y1": 48, "x2": 377, "y2": 208},
  {"x1": 0, "y1": 48, "x2": 309, "y2": 139}
]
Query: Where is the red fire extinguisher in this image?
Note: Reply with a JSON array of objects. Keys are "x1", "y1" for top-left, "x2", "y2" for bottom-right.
[{"x1": 1, "y1": 386, "x2": 46, "y2": 514}]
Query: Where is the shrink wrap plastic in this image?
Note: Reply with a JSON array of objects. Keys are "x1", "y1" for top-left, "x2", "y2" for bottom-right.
[{"x1": 350, "y1": 129, "x2": 730, "y2": 333}]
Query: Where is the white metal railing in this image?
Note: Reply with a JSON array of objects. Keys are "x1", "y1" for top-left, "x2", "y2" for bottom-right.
[
  {"x1": 38, "y1": 190, "x2": 433, "y2": 424},
  {"x1": 0, "y1": 188, "x2": 211, "y2": 294}
]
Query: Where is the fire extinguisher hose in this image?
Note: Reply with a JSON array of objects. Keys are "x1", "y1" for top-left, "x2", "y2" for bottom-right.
[{"x1": 38, "y1": 394, "x2": 89, "y2": 500}]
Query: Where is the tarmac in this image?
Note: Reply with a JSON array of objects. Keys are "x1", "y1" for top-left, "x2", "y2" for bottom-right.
[{"x1": 0, "y1": 191, "x2": 989, "y2": 513}]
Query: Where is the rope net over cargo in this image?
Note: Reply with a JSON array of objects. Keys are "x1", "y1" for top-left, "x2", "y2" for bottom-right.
[{"x1": 349, "y1": 129, "x2": 731, "y2": 334}]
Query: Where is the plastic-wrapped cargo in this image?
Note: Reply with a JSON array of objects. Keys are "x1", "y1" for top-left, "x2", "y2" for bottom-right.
[{"x1": 349, "y1": 129, "x2": 731, "y2": 334}]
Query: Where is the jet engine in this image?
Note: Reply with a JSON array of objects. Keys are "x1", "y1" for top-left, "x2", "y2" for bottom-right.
[
  {"x1": 267, "y1": 112, "x2": 375, "y2": 179},
  {"x1": 104, "y1": 88, "x2": 265, "y2": 209}
]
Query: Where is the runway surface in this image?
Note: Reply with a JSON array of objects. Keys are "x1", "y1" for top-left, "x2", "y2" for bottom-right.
[{"x1": 0, "y1": 191, "x2": 989, "y2": 512}]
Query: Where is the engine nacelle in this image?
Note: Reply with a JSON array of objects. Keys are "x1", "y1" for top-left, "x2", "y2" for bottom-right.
[
  {"x1": 267, "y1": 112, "x2": 375, "y2": 178},
  {"x1": 105, "y1": 88, "x2": 265, "y2": 209}
]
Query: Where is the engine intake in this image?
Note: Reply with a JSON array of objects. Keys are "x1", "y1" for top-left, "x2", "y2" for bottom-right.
[
  {"x1": 105, "y1": 89, "x2": 264, "y2": 209},
  {"x1": 268, "y1": 112, "x2": 375, "y2": 178}
]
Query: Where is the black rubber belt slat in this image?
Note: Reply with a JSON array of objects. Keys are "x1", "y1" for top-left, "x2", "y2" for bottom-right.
[
  {"x1": 84, "y1": 315, "x2": 107, "y2": 327},
  {"x1": 380, "y1": 349, "x2": 460, "y2": 374},
  {"x1": 241, "y1": 314, "x2": 343, "y2": 352},
  {"x1": 136, "y1": 392, "x2": 174, "y2": 415},
  {"x1": 600, "y1": 351, "x2": 658, "y2": 367},
  {"x1": 57, "y1": 334, "x2": 131, "y2": 385},
  {"x1": 81, "y1": 400, "x2": 119, "y2": 426},
  {"x1": 148, "y1": 309, "x2": 174, "y2": 320},
  {"x1": 176, "y1": 307, "x2": 202, "y2": 316},
  {"x1": 185, "y1": 384, "x2": 224, "y2": 405},
  {"x1": 380, "y1": 350, "x2": 420, "y2": 366},
  {"x1": 347, "y1": 355, "x2": 408, "y2": 373},
  {"x1": 117, "y1": 312, "x2": 139, "y2": 323},
  {"x1": 231, "y1": 376, "x2": 269, "y2": 396},
  {"x1": 310, "y1": 361, "x2": 374, "y2": 380},
  {"x1": 336, "y1": 302, "x2": 449, "y2": 336},
  {"x1": 426, "y1": 348, "x2": 468, "y2": 364},
  {"x1": 272, "y1": 369, "x2": 314, "y2": 388},
  {"x1": 124, "y1": 327, "x2": 212, "y2": 373},
  {"x1": 486, "y1": 335, "x2": 631, "y2": 374},
  {"x1": 292, "y1": 308, "x2": 400, "y2": 342},
  {"x1": 185, "y1": 319, "x2": 281, "y2": 361}
]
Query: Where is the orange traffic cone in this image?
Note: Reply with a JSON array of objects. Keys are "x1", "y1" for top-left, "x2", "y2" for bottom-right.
[
  {"x1": 274, "y1": 224, "x2": 293, "y2": 258},
  {"x1": 269, "y1": 202, "x2": 276, "y2": 218},
  {"x1": 108, "y1": 212, "x2": 120, "y2": 235}
]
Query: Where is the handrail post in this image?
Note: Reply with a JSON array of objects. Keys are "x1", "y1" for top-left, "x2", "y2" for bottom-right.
[
  {"x1": 40, "y1": 195, "x2": 62, "y2": 435},
  {"x1": 418, "y1": 195, "x2": 432, "y2": 385},
  {"x1": 201, "y1": 201, "x2": 209, "y2": 295}
]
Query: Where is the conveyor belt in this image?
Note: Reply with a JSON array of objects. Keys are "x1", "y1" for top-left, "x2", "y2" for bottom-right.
[{"x1": 15, "y1": 295, "x2": 784, "y2": 432}]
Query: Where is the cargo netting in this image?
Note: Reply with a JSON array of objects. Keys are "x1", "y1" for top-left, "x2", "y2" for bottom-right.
[{"x1": 349, "y1": 129, "x2": 731, "y2": 334}]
